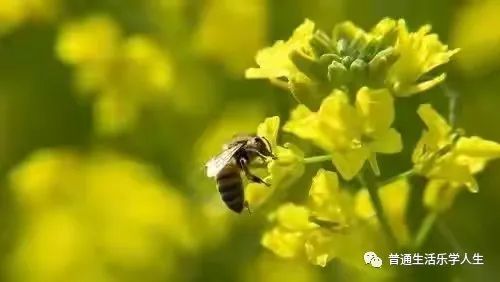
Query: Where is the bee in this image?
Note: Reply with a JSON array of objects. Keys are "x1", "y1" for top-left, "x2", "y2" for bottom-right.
[{"x1": 205, "y1": 134, "x2": 276, "y2": 213}]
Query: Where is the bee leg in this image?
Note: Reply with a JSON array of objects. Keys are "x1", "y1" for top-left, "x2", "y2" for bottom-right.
[
  {"x1": 247, "y1": 149, "x2": 276, "y2": 162},
  {"x1": 244, "y1": 201, "x2": 252, "y2": 214},
  {"x1": 239, "y1": 158, "x2": 271, "y2": 186}
]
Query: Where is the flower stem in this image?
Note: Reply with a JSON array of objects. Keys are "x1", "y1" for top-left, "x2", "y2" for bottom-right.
[
  {"x1": 441, "y1": 83, "x2": 459, "y2": 129},
  {"x1": 378, "y1": 169, "x2": 415, "y2": 186},
  {"x1": 303, "y1": 155, "x2": 332, "y2": 164},
  {"x1": 358, "y1": 168, "x2": 398, "y2": 246},
  {"x1": 436, "y1": 220, "x2": 463, "y2": 252},
  {"x1": 414, "y1": 212, "x2": 438, "y2": 249}
]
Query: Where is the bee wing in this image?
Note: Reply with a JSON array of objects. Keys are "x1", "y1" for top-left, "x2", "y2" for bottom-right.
[{"x1": 205, "y1": 144, "x2": 243, "y2": 177}]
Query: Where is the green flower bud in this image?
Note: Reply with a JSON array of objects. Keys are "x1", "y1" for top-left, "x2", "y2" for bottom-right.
[
  {"x1": 368, "y1": 47, "x2": 399, "y2": 82},
  {"x1": 378, "y1": 28, "x2": 398, "y2": 49},
  {"x1": 350, "y1": 58, "x2": 368, "y2": 82},
  {"x1": 289, "y1": 80, "x2": 323, "y2": 109},
  {"x1": 332, "y1": 21, "x2": 359, "y2": 43},
  {"x1": 341, "y1": 56, "x2": 354, "y2": 67},
  {"x1": 359, "y1": 40, "x2": 379, "y2": 60},
  {"x1": 347, "y1": 35, "x2": 367, "y2": 54},
  {"x1": 289, "y1": 50, "x2": 324, "y2": 81},
  {"x1": 327, "y1": 60, "x2": 348, "y2": 85},
  {"x1": 310, "y1": 30, "x2": 334, "y2": 57},
  {"x1": 336, "y1": 39, "x2": 348, "y2": 56},
  {"x1": 319, "y1": 53, "x2": 342, "y2": 64}
]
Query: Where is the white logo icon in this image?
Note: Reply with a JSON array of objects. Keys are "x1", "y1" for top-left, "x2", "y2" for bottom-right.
[{"x1": 364, "y1": 251, "x2": 383, "y2": 268}]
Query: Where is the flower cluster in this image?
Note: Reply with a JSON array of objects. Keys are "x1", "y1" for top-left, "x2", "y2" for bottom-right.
[
  {"x1": 246, "y1": 18, "x2": 458, "y2": 108},
  {"x1": 284, "y1": 87, "x2": 401, "y2": 180},
  {"x1": 9, "y1": 149, "x2": 196, "y2": 281},
  {"x1": 246, "y1": 116, "x2": 305, "y2": 208},
  {"x1": 244, "y1": 18, "x2": 500, "y2": 267},
  {"x1": 0, "y1": 0, "x2": 58, "y2": 34},
  {"x1": 56, "y1": 15, "x2": 174, "y2": 135},
  {"x1": 412, "y1": 104, "x2": 500, "y2": 212},
  {"x1": 261, "y1": 169, "x2": 410, "y2": 267},
  {"x1": 195, "y1": 0, "x2": 267, "y2": 74}
]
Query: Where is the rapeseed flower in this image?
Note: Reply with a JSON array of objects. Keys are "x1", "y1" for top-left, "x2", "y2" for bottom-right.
[
  {"x1": 412, "y1": 104, "x2": 500, "y2": 211},
  {"x1": 246, "y1": 116, "x2": 304, "y2": 208},
  {"x1": 451, "y1": 0, "x2": 500, "y2": 75},
  {"x1": 262, "y1": 170, "x2": 376, "y2": 267},
  {"x1": 354, "y1": 178, "x2": 411, "y2": 245},
  {"x1": 284, "y1": 87, "x2": 402, "y2": 180},
  {"x1": 196, "y1": 0, "x2": 267, "y2": 74},
  {"x1": 387, "y1": 20, "x2": 460, "y2": 96},
  {"x1": 0, "y1": 0, "x2": 58, "y2": 33},
  {"x1": 56, "y1": 15, "x2": 174, "y2": 135},
  {"x1": 9, "y1": 149, "x2": 196, "y2": 282},
  {"x1": 245, "y1": 19, "x2": 314, "y2": 80},
  {"x1": 246, "y1": 18, "x2": 457, "y2": 103}
]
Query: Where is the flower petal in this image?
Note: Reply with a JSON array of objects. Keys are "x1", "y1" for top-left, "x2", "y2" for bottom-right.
[
  {"x1": 308, "y1": 169, "x2": 339, "y2": 207},
  {"x1": 455, "y1": 136, "x2": 500, "y2": 159},
  {"x1": 246, "y1": 19, "x2": 315, "y2": 80},
  {"x1": 261, "y1": 227, "x2": 305, "y2": 258},
  {"x1": 355, "y1": 178, "x2": 411, "y2": 245},
  {"x1": 369, "y1": 128, "x2": 403, "y2": 154},
  {"x1": 416, "y1": 104, "x2": 452, "y2": 150},
  {"x1": 331, "y1": 147, "x2": 370, "y2": 180},
  {"x1": 355, "y1": 87, "x2": 394, "y2": 135},
  {"x1": 274, "y1": 203, "x2": 313, "y2": 231},
  {"x1": 318, "y1": 91, "x2": 362, "y2": 149},
  {"x1": 423, "y1": 179, "x2": 463, "y2": 212},
  {"x1": 257, "y1": 116, "x2": 280, "y2": 149},
  {"x1": 388, "y1": 19, "x2": 458, "y2": 96}
]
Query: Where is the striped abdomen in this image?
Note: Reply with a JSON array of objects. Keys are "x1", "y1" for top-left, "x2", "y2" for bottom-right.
[{"x1": 216, "y1": 165, "x2": 244, "y2": 213}]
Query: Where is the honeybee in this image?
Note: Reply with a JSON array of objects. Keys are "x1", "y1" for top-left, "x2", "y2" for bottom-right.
[{"x1": 205, "y1": 134, "x2": 276, "y2": 213}]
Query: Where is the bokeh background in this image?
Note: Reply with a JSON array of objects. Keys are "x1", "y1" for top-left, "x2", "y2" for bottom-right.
[{"x1": 0, "y1": 0, "x2": 499, "y2": 281}]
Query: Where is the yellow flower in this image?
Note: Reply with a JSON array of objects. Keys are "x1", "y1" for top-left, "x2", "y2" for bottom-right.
[
  {"x1": 332, "y1": 17, "x2": 397, "y2": 49},
  {"x1": 387, "y1": 20, "x2": 459, "y2": 96},
  {"x1": 354, "y1": 178, "x2": 411, "y2": 246},
  {"x1": 422, "y1": 179, "x2": 462, "y2": 213},
  {"x1": 246, "y1": 117, "x2": 304, "y2": 208},
  {"x1": 195, "y1": 0, "x2": 267, "y2": 74},
  {"x1": 119, "y1": 35, "x2": 174, "y2": 95},
  {"x1": 413, "y1": 104, "x2": 500, "y2": 210},
  {"x1": 261, "y1": 203, "x2": 309, "y2": 258},
  {"x1": 56, "y1": 15, "x2": 174, "y2": 135},
  {"x1": 9, "y1": 149, "x2": 196, "y2": 282},
  {"x1": 245, "y1": 19, "x2": 315, "y2": 80},
  {"x1": 0, "y1": 0, "x2": 59, "y2": 33},
  {"x1": 451, "y1": 0, "x2": 500, "y2": 75},
  {"x1": 273, "y1": 203, "x2": 315, "y2": 231},
  {"x1": 93, "y1": 90, "x2": 139, "y2": 135},
  {"x1": 262, "y1": 170, "x2": 384, "y2": 267},
  {"x1": 284, "y1": 87, "x2": 402, "y2": 180},
  {"x1": 308, "y1": 169, "x2": 353, "y2": 227},
  {"x1": 56, "y1": 15, "x2": 121, "y2": 66},
  {"x1": 257, "y1": 116, "x2": 280, "y2": 150}
]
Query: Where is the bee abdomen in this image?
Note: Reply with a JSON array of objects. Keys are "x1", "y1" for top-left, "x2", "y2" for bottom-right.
[{"x1": 216, "y1": 168, "x2": 244, "y2": 213}]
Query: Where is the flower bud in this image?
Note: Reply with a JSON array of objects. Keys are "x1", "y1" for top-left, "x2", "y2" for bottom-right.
[
  {"x1": 310, "y1": 30, "x2": 334, "y2": 57},
  {"x1": 327, "y1": 60, "x2": 348, "y2": 85}
]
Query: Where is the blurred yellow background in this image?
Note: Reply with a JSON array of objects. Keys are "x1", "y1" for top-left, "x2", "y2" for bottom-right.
[{"x1": 0, "y1": 0, "x2": 499, "y2": 281}]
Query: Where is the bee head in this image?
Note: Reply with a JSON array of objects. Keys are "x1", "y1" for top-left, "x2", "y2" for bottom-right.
[{"x1": 247, "y1": 136, "x2": 277, "y2": 160}]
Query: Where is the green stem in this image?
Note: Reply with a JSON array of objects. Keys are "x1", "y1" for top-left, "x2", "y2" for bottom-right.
[
  {"x1": 440, "y1": 83, "x2": 459, "y2": 129},
  {"x1": 414, "y1": 212, "x2": 438, "y2": 249},
  {"x1": 303, "y1": 154, "x2": 332, "y2": 164},
  {"x1": 378, "y1": 169, "x2": 415, "y2": 186},
  {"x1": 436, "y1": 220, "x2": 463, "y2": 252},
  {"x1": 358, "y1": 168, "x2": 398, "y2": 246}
]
